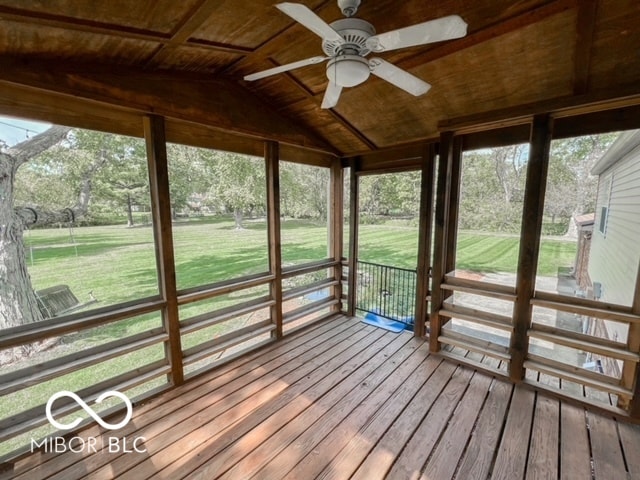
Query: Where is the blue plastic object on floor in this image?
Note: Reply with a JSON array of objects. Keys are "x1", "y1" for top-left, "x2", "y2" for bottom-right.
[{"x1": 361, "y1": 312, "x2": 407, "y2": 333}]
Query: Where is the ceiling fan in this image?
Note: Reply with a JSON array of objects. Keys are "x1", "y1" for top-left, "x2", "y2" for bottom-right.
[{"x1": 244, "y1": 0, "x2": 468, "y2": 109}]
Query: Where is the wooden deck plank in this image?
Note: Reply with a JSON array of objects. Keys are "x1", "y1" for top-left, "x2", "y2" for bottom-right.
[
  {"x1": 618, "y1": 421, "x2": 640, "y2": 478},
  {"x1": 420, "y1": 371, "x2": 494, "y2": 480},
  {"x1": 560, "y1": 403, "x2": 592, "y2": 480},
  {"x1": 214, "y1": 334, "x2": 424, "y2": 480},
  {"x1": 11, "y1": 317, "x2": 354, "y2": 480},
  {"x1": 52, "y1": 322, "x2": 384, "y2": 480},
  {"x1": 453, "y1": 379, "x2": 513, "y2": 480},
  {"x1": 119, "y1": 327, "x2": 394, "y2": 480},
  {"x1": 588, "y1": 412, "x2": 629, "y2": 480},
  {"x1": 526, "y1": 394, "x2": 560, "y2": 480},
  {"x1": 4, "y1": 316, "x2": 640, "y2": 480},
  {"x1": 491, "y1": 386, "x2": 536, "y2": 480},
  {"x1": 309, "y1": 350, "x2": 441, "y2": 480},
  {"x1": 344, "y1": 361, "x2": 458, "y2": 480},
  {"x1": 384, "y1": 366, "x2": 475, "y2": 480}
]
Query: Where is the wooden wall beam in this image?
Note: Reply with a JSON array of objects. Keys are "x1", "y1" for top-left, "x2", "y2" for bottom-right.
[
  {"x1": 429, "y1": 131, "x2": 454, "y2": 352},
  {"x1": 0, "y1": 56, "x2": 335, "y2": 154},
  {"x1": 143, "y1": 115, "x2": 183, "y2": 386},
  {"x1": 439, "y1": 86, "x2": 640, "y2": 135},
  {"x1": 444, "y1": 137, "x2": 463, "y2": 274},
  {"x1": 266, "y1": 141, "x2": 283, "y2": 338},
  {"x1": 329, "y1": 158, "x2": 344, "y2": 314},
  {"x1": 414, "y1": 144, "x2": 436, "y2": 338},
  {"x1": 509, "y1": 114, "x2": 553, "y2": 382},
  {"x1": 346, "y1": 159, "x2": 360, "y2": 317}
]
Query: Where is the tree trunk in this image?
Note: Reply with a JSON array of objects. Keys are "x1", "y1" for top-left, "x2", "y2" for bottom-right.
[
  {"x1": 126, "y1": 193, "x2": 134, "y2": 227},
  {"x1": 233, "y1": 208, "x2": 244, "y2": 229},
  {"x1": 0, "y1": 126, "x2": 71, "y2": 329},
  {"x1": 0, "y1": 158, "x2": 43, "y2": 329}
]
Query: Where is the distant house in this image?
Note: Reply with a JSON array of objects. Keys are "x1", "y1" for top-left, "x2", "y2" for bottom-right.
[
  {"x1": 589, "y1": 130, "x2": 640, "y2": 308},
  {"x1": 587, "y1": 130, "x2": 640, "y2": 352}
]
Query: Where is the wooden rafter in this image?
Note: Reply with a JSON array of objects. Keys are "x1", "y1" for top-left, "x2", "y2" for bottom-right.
[
  {"x1": 145, "y1": 0, "x2": 251, "y2": 66},
  {"x1": 0, "y1": 56, "x2": 337, "y2": 154},
  {"x1": 573, "y1": 0, "x2": 598, "y2": 95},
  {"x1": 0, "y1": 4, "x2": 250, "y2": 55}
]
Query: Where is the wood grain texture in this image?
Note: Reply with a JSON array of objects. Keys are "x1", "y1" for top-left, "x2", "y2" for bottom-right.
[{"x1": 8, "y1": 317, "x2": 640, "y2": 480}]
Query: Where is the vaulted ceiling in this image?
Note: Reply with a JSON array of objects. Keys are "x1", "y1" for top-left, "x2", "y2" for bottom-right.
[{"x1": 0, "y1": 0, "x2": 639, "y2": 157}]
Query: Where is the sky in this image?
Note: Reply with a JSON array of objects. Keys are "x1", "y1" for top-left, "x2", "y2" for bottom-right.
[{"x1": 0, "y1": 114, "x2": 51, "y2": 147}]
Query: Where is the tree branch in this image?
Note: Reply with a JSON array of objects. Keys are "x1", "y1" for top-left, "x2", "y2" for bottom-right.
[{"x1": 5, "y1": 125, "x2": 71, "y2": 167}]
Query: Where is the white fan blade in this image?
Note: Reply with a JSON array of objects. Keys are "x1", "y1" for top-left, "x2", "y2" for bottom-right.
[
  {"x1": 244, "y1": 56, "x2": 329, "y2": 81},
  {"x1": 277, "y1": 3, "x2": 344, "y2": 43},
  {"x1": 369, "y1": 58, "x2": 431, "y2": 96},
  {"x1": 366, "y1": 15, "x2": 467, "y2": 53},
  {"x1": 321, "y1": 81, "x2": 343, "y2": 109}
]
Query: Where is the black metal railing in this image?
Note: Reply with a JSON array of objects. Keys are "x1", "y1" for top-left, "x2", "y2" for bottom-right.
[{"x1": 355, "y1": 260, "x2": 417, "y2": 328}]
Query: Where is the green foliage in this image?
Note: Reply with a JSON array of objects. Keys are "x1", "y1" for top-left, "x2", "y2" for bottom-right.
[
  {"x1": 280, "y1": 161, "x2": 329, "y2": 220},
  {"x1": 458, "y1": 144, "x2": 527, "y2": 233}
]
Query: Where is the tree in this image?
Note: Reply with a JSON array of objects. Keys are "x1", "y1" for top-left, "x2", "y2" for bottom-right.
[
  {"x1": 166, "y1": 143, "x2": 211, "y2": 218},
  {"x1": 1, "y1": 126, "x2": 71, "y2": 329},
  {"x1": 94, "y1": 138, "x2": 148, "y2": 227},
  {"x1": 205, "y1": 152, "x2": 265, "y2": 229},
  {"x1": 546, "y1": 134, "x2": 618, "y2": 237}
]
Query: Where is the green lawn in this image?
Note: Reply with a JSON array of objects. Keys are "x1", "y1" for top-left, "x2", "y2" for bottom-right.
[{"x1": 1, "y1": 217, "x2": 577, "y2": 457}]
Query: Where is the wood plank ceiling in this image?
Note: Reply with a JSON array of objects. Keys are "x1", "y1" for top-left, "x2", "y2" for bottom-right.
[{"x1": 0, "y1": 0, "x2": 639, "y2": 156}]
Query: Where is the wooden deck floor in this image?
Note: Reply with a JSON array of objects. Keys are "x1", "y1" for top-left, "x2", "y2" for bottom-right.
[{"x1": 3, "y1": 315, "x2": 640, "y2": 480}]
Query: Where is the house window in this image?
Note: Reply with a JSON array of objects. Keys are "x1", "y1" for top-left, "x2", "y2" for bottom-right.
[
  {"x1": 599, "y1": 206, "x2": 608, "y2": 234},
  {"x1": 598, "y1": 174, "x2": 612, "y2": 235}
]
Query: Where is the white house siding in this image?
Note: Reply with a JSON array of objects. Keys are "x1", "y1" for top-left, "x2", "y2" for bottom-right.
[{"x1": 589, "y1": 137, "x2": 640, "y2": 344}]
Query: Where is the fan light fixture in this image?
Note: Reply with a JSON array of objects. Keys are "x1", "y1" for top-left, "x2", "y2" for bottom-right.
[
  {"x1": 243, "y1": 1, "x2": 468, "y2": 109},
  {"x1": 327, "y1": 55, "x2": 370, "y2": 87}
]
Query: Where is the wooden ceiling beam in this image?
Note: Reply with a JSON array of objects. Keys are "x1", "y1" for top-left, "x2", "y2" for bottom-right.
[
  {"x1": 572, "y1": 0, "x2": 598, "y2": 95},
  {"x1": 0, "y1": 56, "x2": 337, "y2": 154},
  {"x1": 145, "y1": 0, "x2": 250, "y2": 66},
  {"x1": 0, "y1": 5, "x2": 249, "y2": 55},
  {"x1": 395, "y1": 0, "x2": 577, "y2": 73},
  {"x1": 439, "y1": 83, "x2": 640, "y2": 134}
]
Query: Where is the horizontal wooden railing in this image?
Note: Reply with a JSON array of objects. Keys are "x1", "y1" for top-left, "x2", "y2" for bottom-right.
[
  {"x1": 0, "y1": 328, "x2": 168, "y2": 397},
  {"x1": 0, "y1": 257, "x2": 345, "y2": 462},
  {"x1": 0, "y1": 359, "x2": 171, "y2": 443},
  {"x1": 0, "y1": 296, "x2": 166, "y2": 350},
  {"x1": 177, "y1": 272, "x2": 274, "y2": 306},
  {"x1": 432, "y1": 270, "x2": 640, "y2": 417}
]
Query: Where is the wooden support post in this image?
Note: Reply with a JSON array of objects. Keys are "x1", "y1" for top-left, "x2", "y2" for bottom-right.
[
  {"x1": 414, "y1": 143, "x2": 436, "y2": 338},
  {"x1": 346, "y1": 159, "x2": 360, "y2": 317},
  {"x1": 621, "y1": 264, "x2": 640, "y2": 415},
  {"x1": 144, "y1": 115, "x2": 183, "y2": 386},
  {"x1": 266, "y1": 141, "x2": 283, "y2": 338},
  {"x1": 444, "y1": 137, "x2": 463, "y2": 274},
  {"x1": 430, "y1": 131, "x2": 454, "y2": 352},
  {"x1": 329, "y1": 158, "x2": 344, "y2": 313},
  {"x1": 509, "y1": 114, "x2": 553, "y2": 382}
]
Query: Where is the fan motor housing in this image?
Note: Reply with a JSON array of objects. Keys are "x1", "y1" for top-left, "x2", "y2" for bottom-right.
[{"x1": 322, "y1": 18, "x2": 376, "y2": 57}]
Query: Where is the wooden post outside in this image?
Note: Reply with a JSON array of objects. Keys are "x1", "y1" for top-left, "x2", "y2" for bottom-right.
[
  {"x1": 444, "y1": 137, "x2": 463, "y2": 274},
  {"x1": 266, "y1": 141, "x2": 283, "y2": 338},
  {"x1": 509, "y1": 114, "x2": 553, "y2": 382},
  {"x1": 329, "y1": 158, "x2": 344, "y2": 313},
  {"x1": 414, "y1": 143, "x2": 436, "y2": 338},
  {"x1": 346, "y1": 159, "x2": 360, "y2": 317},
  {"x1": 143, "y1": 115, "x2": 183, "y2": 386},
  {"x1": 430, "y1": 131, "x2": 454, "y2": 352},
  {"x1": 622, "y1": 263, "x2": 640, "y2": 415}
]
